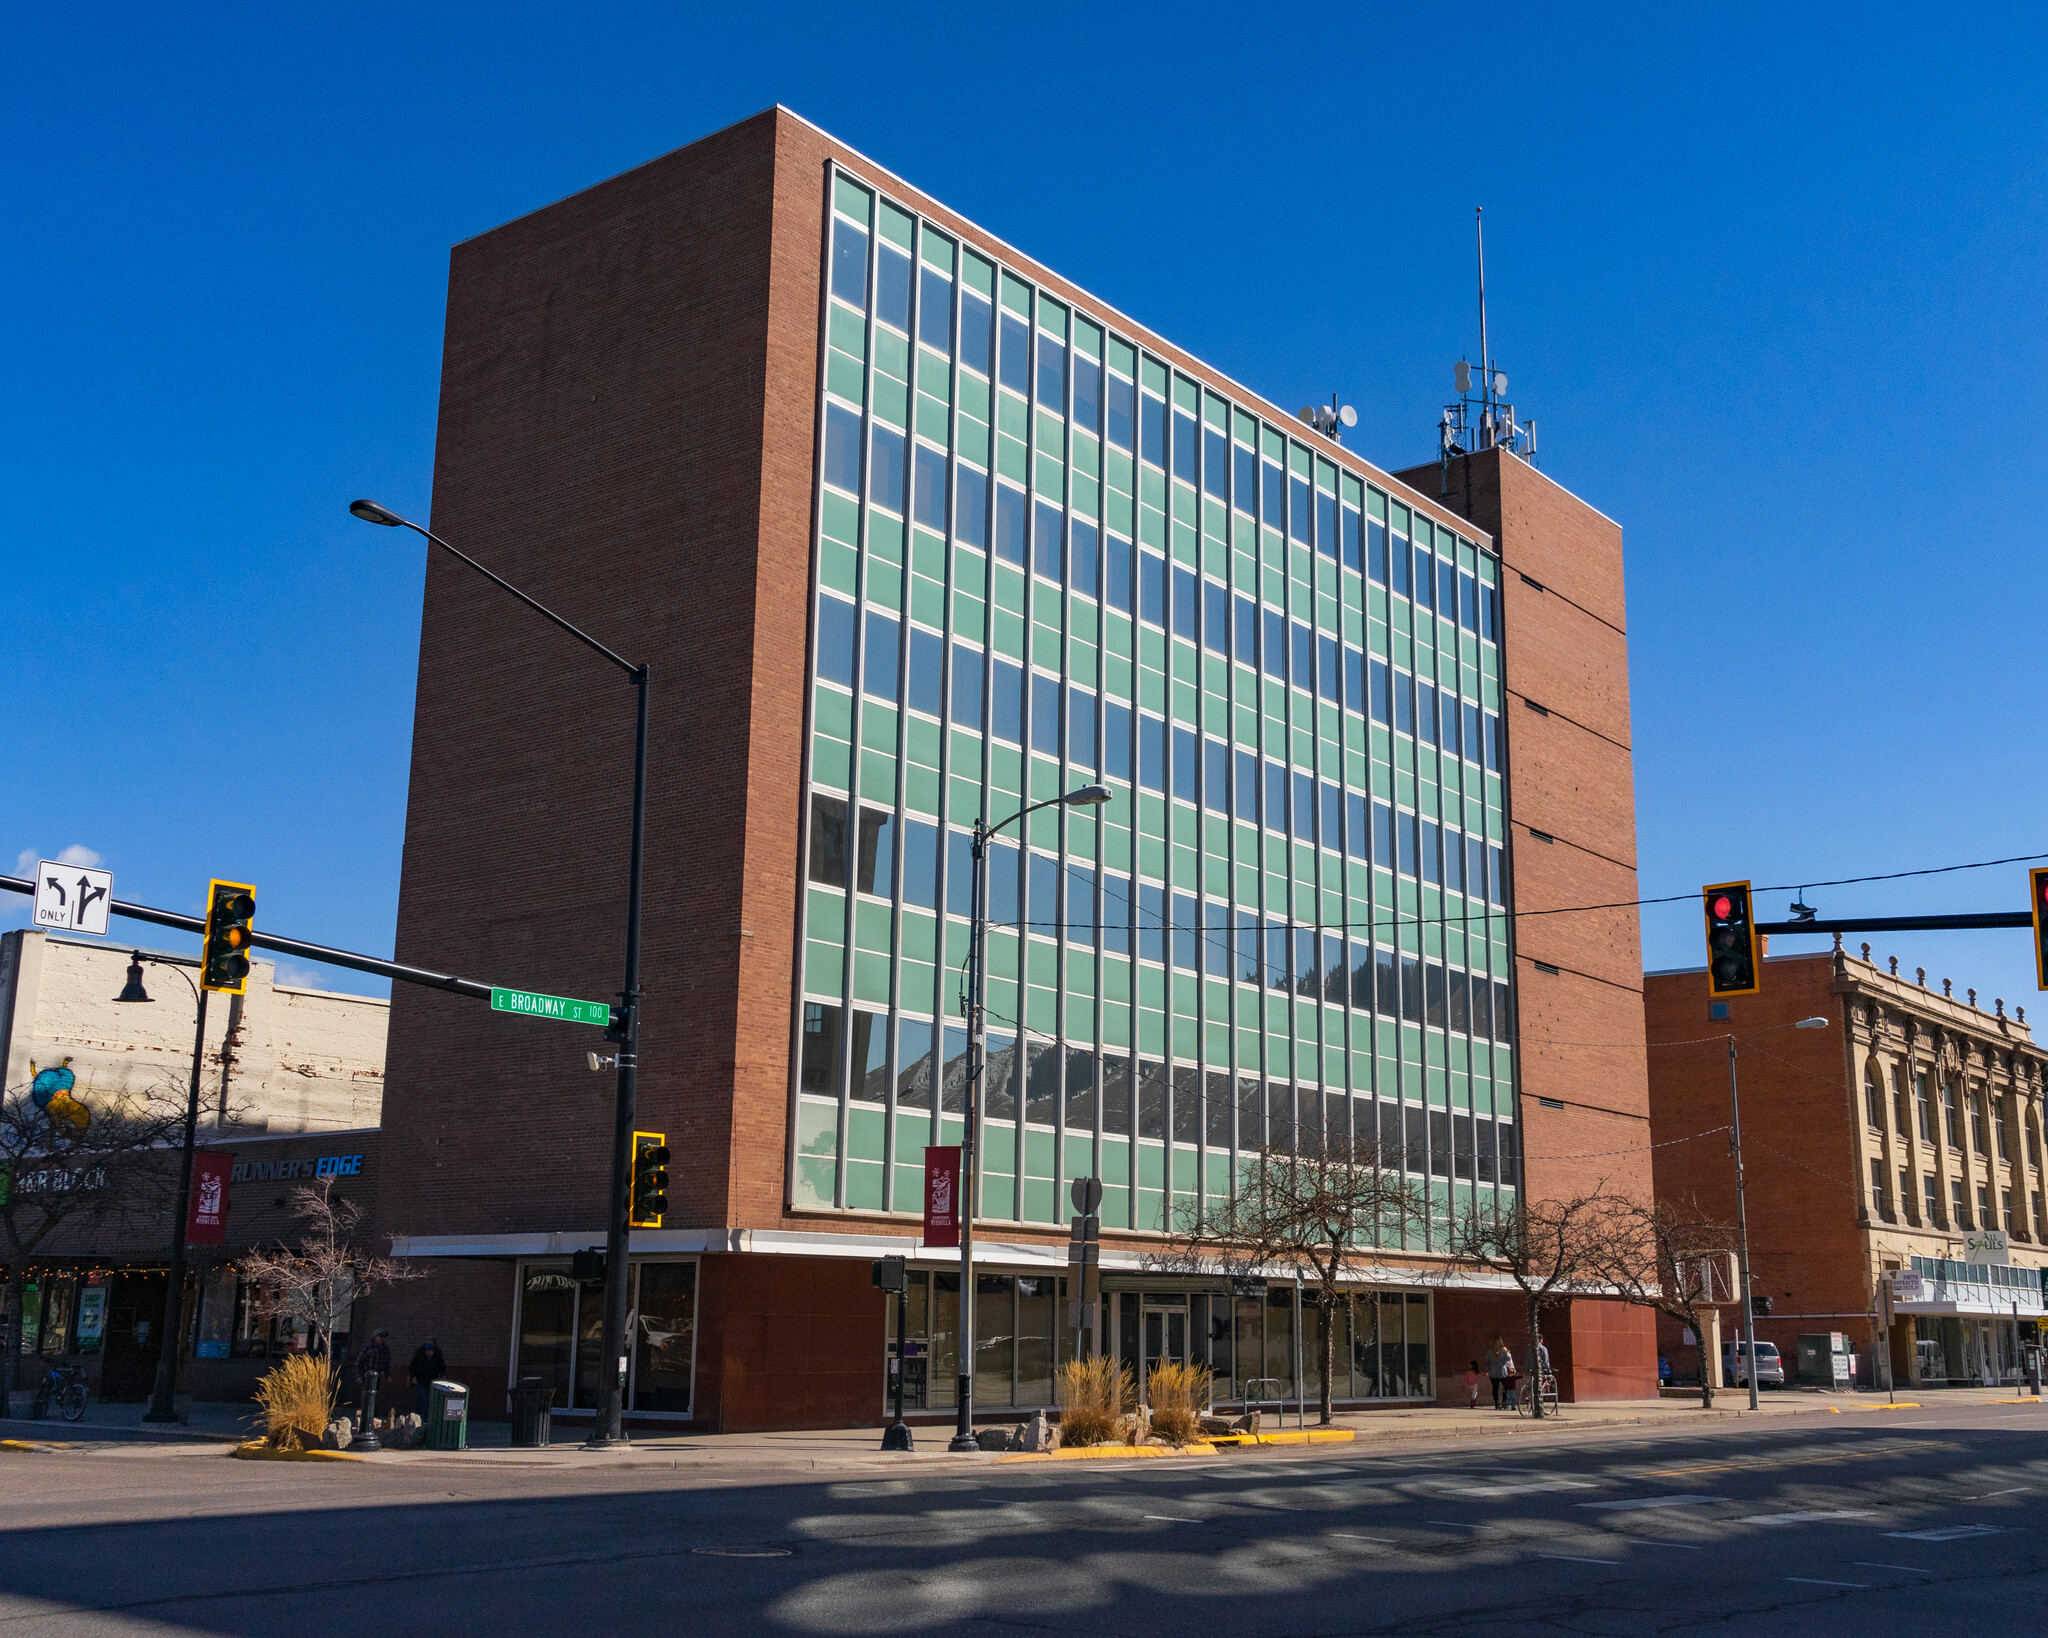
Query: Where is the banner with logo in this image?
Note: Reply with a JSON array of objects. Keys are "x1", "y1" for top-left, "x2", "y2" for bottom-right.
[
  {"x1": 924, "y1": 1146, "x2": 961, "y2": 1248},
  {"x1": 188, "y1": 1152, "x2": 233, "y2": 1244}
]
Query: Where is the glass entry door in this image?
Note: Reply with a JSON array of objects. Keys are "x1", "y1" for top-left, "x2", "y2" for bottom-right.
[{"x1": 1141, "y1": 1299, "x2": 1188, "y2": 1398}]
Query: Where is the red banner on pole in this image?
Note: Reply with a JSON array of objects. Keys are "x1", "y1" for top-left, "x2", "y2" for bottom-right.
[
  {"x1": 923, "y1": 1146, "x2": 961, "y2": 1248},
  {"x1": 188, "y1": 1152, "x2": 232, "y2": 1245}
]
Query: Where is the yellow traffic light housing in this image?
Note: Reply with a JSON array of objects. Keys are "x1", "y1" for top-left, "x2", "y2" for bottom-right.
[
  {"x1": 202, "y1": 880, "x2": 257, "y2": 995},
  {"x1": 1702, "y1": 880, "x2": 1761, "y2": 998},
  {"x1": 630, "y1": 1130, "x2": 669, "y2": 1227}
]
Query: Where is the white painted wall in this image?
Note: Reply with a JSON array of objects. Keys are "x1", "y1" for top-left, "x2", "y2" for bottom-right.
[{"x1": 1, "y1": 929, "x2": 386, "y2": 1134}]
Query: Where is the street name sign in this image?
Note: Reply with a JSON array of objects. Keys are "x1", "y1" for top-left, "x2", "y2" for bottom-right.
[
  {"x1": 490, "y1": 987, "x2": 612, "y2": 1027},
  {"x1": 33, "y1": 860, "x2": 112, "y2": 935}
]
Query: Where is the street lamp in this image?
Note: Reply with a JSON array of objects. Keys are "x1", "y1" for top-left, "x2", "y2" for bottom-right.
[
  {"x1": 951, "y1": 782, "x2": 1112, "y2": 1453},
  {"x1": 115, "y1": 951, "x2": 209, "y2": 1424},
  {"x1": 351, "y1": 499, "x2": 650, "y2": 1449},
  {"x1": 1727, "y1": 1015, "x2": 1829, "y2": 1411}
]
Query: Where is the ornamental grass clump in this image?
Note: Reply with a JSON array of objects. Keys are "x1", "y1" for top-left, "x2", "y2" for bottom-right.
[
  {"x1": 1143, "y1": 1360, "x2": 1212, "y2": 1445},
  {"x1": 1057, "y1": 1356, "x2": 1135, "y2": 1446},
  {"x1": 253, "y1": 1353, "x2": 336, "y2": 1450}
]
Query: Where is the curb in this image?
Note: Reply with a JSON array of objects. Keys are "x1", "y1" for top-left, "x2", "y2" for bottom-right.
[
  {"x1": 230, "y1": 1441, "x2": 363, "y2": 1463},
  {"x1": 1209, "y1": 1428, "x2": 1357, "y2": 1447},
  {"x1": 1, "y1": 1438, "x2": 51, "y2": 1453},
  {"x1": 996, "y1": 1441, "x2": 1218, "y2": 1463},
  {"x1": 1826, "y1": 1401, "x2": 1922, "y2": 1413}
]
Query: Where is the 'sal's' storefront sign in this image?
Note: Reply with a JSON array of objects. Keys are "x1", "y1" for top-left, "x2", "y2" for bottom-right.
[
  {"x1": 188, "y1": 1152, "x2": 233, "y2": 1245},
  {"x1": 924, "y1": 1146, "x2": 960, "y2": 1248}
]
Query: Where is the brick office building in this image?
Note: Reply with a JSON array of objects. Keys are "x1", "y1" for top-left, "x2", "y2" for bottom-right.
[
  {"x1": 366, "y1": 106, "x2": 1654, "y2": 1430},
  {"x1": 1645, "y1": 946, "x2": 2048, "y2": 1388}
]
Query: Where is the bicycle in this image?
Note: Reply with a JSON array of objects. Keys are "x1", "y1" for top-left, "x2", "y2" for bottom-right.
[
  {"x1": 1513, "y1": 1370, "x2": 1559, "y2": 1417},
  {"x1": 31, "y1": 1363, "x2": 89, "y2": 1422}
]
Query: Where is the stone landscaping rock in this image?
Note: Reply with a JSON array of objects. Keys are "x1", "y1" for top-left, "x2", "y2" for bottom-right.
[
  {"x1": 975, "y1": 1426, "x2": 1012, "y2": 1452},
  {"x1": 322, "y1": 1419, "x2": 354, "y2": 1451},
  {"x1": 1018, "y1": 1410, "x2": 1059, "y2": 1451}
]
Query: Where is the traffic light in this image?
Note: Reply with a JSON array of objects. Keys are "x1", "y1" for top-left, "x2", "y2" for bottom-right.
[
  {"x1": 2032, "y1": 868, "x2": 2048, "y2": 990},
  {"x1": 202, "y1": 880, "x2": 257, "y2": 995},
  {"x1": 1702, "y1": 880, "x2": 1761, "y2": 998},
  {"x1": 630, "y1": 1131, "x2": 669, "y2": 1227}
]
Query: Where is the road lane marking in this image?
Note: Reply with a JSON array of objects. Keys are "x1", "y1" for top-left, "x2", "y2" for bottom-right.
[
  {"x1": 1787, "y1": 1577, "x2": 1868, "y2": 1588},
  {"x1": 1537, "y1": 1553, "x2": 1621, "y2": 1565},
  {"x1": 1886, "y1": 1524, "x2": 2011, "y2": 1541},
  {"x1": 1578, "y1": 1495, "x2": 1717, "y2": 1511},
  {"x1": 1440, "y1": 1479, "x2": 1597, "y2": 1496},
  {"x1": 1854, "y1": 1562, "x2": 1933, "y2": 1572},
  {"x1": 1141, "y1": 1515, "x2": 1203, "y2": 1523},
  {"x1": 1427, "y1": 1521, "x2": 1483, "y2": 1529},
  {"x1": 1331, "y1": 1533, "x2": 1397, "y2": 1544},
  {"x1": 1633, "y1": 1540, "x2": 1703, "y2": 1549},
  {"x1": 1750, "y1": 1510, "x2": 1879, "y2": 1525}
]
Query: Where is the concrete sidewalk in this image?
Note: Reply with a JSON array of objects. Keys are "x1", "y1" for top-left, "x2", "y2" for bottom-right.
[{"x1": 11, "y1": 1384, "x2": 2038, "y2": 1472}]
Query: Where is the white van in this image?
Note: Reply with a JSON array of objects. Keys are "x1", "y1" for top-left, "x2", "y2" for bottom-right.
[{"x1": 1722, "y1": 1339, "x2": 1786, "y2": 1387}]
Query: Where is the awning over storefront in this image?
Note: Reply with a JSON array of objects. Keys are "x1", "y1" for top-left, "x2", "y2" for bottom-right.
[{"x1": 390, "y1": 1224, "x2": 1531, "y2": 1290}]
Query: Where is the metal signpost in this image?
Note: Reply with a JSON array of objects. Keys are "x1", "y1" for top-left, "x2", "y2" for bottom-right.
[
  {"x1": 1067, "y1": 1177, "x2": 1102, "y2": 1355},
  {"x1": 872, "y1": 1255, "x2": 912, "y2": 1451}
]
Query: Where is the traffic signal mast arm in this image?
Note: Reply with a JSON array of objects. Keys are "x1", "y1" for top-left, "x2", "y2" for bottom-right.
[{"x1": 1, "y1": 872, "x2": 492, "y2": 1001}]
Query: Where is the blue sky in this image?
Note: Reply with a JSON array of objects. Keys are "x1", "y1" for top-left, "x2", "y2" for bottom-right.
[{"x1": 6, "y1": 4, "x2": 2045, "y2": 1016}]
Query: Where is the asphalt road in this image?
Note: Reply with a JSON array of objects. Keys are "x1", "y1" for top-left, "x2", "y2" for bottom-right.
[{"x1": 4, "y1": 1402, "x2": 2046, "y2": 1635}]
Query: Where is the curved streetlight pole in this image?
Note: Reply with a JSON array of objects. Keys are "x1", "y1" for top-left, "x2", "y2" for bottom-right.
[
  {"x1": 119, "y1": 953, "x2": 207, "y2": 1424},
  {"x1": 951, "y1": 783, "x2": 1112, "y2": 1453},
  {"x1": 1728, "y1": 1015, "x2": 1830, "y2": 1410},
  {"x1": 351, "y1": 500, "x2": 649, "y2": 1448}
]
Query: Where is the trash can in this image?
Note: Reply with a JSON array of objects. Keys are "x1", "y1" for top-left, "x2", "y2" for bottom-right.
[
  {"x1": 426, "y1": 1379, "x2": 469, "y2": 1451},
  {"x1": 509, "y1": 1375, "x2": 552, "y2": 1449}
]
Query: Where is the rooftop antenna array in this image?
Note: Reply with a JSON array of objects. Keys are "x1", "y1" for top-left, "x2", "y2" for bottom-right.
[
  {"x1": 1298, "y1": 393, "x2": 1357, "y2": 443},
  {"x1": 1438, "y1": 207, "x2": 1537, "y2": 484}
]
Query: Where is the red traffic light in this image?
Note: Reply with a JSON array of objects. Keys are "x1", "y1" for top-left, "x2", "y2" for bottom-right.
[{"x1": 1702, "y1": 880, "x2": 1760, "y2": 998}]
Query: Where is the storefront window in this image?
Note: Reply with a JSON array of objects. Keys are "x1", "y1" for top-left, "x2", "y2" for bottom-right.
[
  {"x1": 632, "y1": 1263, "x2": 697, "y2": 1413},
  {"x1": 196, "y1": 1267, "x2": 236, "y2": 1359},
  {"x1": 515, "y1": 1259, "x2": 698, "y2": 1415},
  {"x1": 518, "y1": 1268, "x2": 576, "y2": 1406}
]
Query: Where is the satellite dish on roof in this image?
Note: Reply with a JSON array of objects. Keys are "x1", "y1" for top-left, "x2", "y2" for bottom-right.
[
  {"x1": 1454, "y1": 360, "x2": 1471, "y2": 395},
  {"x1": 1338, "y1": 404, "x2": 1357, "y2": 429},
  {"x1": 1493, "y1": 371, "x2": 1508, "y2": 398}
]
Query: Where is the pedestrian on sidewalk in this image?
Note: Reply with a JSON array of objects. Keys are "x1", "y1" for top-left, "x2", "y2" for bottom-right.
[
  {"x1": 408, "y1": 1337, "x2": 447, "y2": 1419},
  {"x1": 1485, "y1": 1338, "x2": 1514, "y2": 1409},
  {"x1": 353, "y1": 1329, "x2": 392, "y2": 1424},
  {"x1": 1464, "y1": 1360, "x2": 1483, "y2": 1409}
]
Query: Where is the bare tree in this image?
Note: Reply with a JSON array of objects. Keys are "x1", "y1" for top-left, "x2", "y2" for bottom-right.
[
  {"x1": 1442, "y1": 1187, "x2": 1626, "y2": 1420},
  {"x1": 1156, "y1": 1134, "x2": 1425, "y2": 1425},
  {"x1": 238, "y1": 1176, "x2": 420, "y2": 1364},
  {"x1": 1589, "y1": 1195, "x2": 1739, "y2": 1407},
  {"x1": 1, "y1": 1068, "x2": 187, "y2": 1391}
]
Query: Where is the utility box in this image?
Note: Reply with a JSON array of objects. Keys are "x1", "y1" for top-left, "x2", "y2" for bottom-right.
[
  {"x1": 1796, "y1": 1333, "x2": 1850, "y2": 1389},
  {"x1": 427, "y1": 1379, "x2": 469, "y2": 1450},
  {"x1": 508, "y1": 1376, "x2": 552, "y2": 1448}
]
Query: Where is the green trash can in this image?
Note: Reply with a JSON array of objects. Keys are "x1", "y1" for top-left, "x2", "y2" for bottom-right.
[{"x1": 426, "y1": 1380, "x2": 469, "y2": 1450}]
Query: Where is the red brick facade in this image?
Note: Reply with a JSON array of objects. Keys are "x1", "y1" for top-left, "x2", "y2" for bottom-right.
[
  {"x1": 1397, "y1": 449, "x2": 1655, "y2": 1400},
  {"x1": 1646, "y1": 949, "x2": 2048, "y2": 1388},
  {"x1": 366, "y1": 111, "x2": 1656, "y2": 1424}
]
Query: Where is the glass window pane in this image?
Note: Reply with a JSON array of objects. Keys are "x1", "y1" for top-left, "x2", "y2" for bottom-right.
[
  {"x1": 976, "y1": 1275, "x2": 1016, "y2": 1408},
  {"x1": 631, "y1": 1262, "x2": 697, "y2": 1413}
]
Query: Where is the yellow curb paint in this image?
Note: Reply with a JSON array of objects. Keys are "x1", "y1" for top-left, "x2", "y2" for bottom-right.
[
  {"x1": 0, "y1": 1439, "x2": 45, "y2": 1452},
  {"x1": 1209, "y1": 1428, "x2": 1357, "y2": 1447},
  {"x1": 995, "y1": 1441, "x2": 1217, "y2": 1463},
  {"x1": 230, "y1": 1441, "x2": 363, "y2": 1463}
]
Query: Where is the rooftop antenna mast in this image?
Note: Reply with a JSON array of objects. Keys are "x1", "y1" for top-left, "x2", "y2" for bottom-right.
[
  {"x1": 1438, "y1": 205, "x2": 1536, "y2": 490},
  {"x1": 1477, "y1": 206, "x2": 1491, "y2": 418}
]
